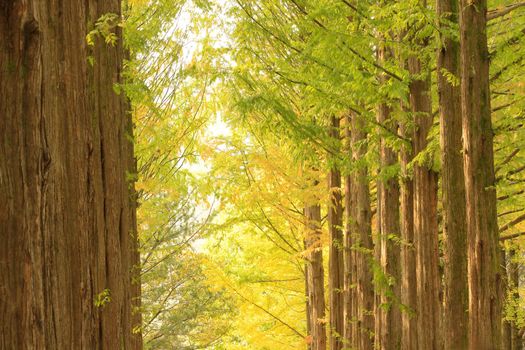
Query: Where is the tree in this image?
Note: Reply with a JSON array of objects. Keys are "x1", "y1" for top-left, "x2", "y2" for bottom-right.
[
  {"x1": 0, "y1": 1, "x2": 140, "y2": 348},
  {"x1": 349, "y1": 114, "x2": 375, "y2": 350},
  {"x1": 305, "y1": 201, "x2": 327, "y2": 350},
  {"x1": 436, "y1": 0, "x2": 469, "y2": 347},
  {"x1": 407, "y1": 18, "x2": 441, "y2": 350},
  {"x1": 327, "y1": 116, "x2": 344, "y2": 350},
  {"x1": 375, "y1": 44, "x2": 402, "y2": 350},
  {"x1": 460, "y1": 0, "x2": 502, "y2": 348}
]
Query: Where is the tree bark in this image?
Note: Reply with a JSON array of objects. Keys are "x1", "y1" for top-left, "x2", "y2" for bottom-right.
[
  {"x1": 459, "y1": 0, "x2": 503, "y2": 348},
  {"x1": 328, "y1": 116, "x2": 344, "y2": 350},
  {"x1": 375, "y1": 44, "x2": 402, "y2": 349},
  {"x1": 399, "y1": 121, "x2": 417, "y2": 350},
  {"x1": 344, "y1": 128, "x2": 358, "y2": 349},
  {"x1": 437, "y1": 0, "x2": 469, "y2": 348},
  {"x1": 408, "y1": 55, "x2": 441, "y2": 350},
  {"x1": 349, "y1": 114, "x2": 375, "y2": 350},
  {"x1": 305, "y1": 203, "x2": 327, "y2": 350},
  {"x1": 0, "y1": 1, "x2": 141, "y2": 349}
]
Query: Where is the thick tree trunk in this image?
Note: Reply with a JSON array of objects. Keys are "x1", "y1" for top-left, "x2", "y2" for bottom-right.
[
  {"x1": 437, "y1": 0, "x2": 469, "y2": 348},
  {"x1": 305, "y1": 203, "x2": 327, "y2": 350},
  {"x1": 348, "y1": 114, "x2": 375, "y2": 350},
  {"x1": 0, "y1": 2, "x2": 141, "y2": 349},
  {"x1": 459, "y1": 0, "x2": 502, "y2": 348},
  {"x1": 375, "y1": 45, "x2": 402, "y2": 348},
  {"x1": 399, "y1": 121, "x2": 417, "y2": 350},
  {"x1": 408, "y1": 56, "x2": 441, "y2": 349},
  {"x1": 328, "y1": 116, "x2": 344, "y2": 350}
]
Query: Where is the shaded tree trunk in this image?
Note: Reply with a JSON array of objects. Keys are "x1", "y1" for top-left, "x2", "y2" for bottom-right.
[
  {"x1": 437, "y1": 0, "x2": 469, "y2": 348},
  {"x1": 305, "y1": 203, "x2": 327, "y2": 350},
  {"x1": 0, "y1": 1, "x2": 141, "y2": 349},
  {"x1": 459, "y1": 0, "x2": 502, "y2": 348},
  {"x1": 328, "y1": 116, "x2": 344, "y2": 350}
]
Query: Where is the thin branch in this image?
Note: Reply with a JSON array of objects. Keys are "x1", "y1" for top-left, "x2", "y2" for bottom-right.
[
  {"x1": 499, "y1": 213, "x2": 525, "y2": 233},
  {"x1": 488, "y1": 2, "x2": 525, "y2": 21},
  {"x1": 500, "y1": 231, "x2": 525, "y2": 241}
]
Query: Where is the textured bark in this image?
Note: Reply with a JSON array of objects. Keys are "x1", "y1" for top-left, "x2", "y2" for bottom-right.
[
  {"x1": 408, "y1": 55, "x2": 441, "y2": 350},
  {"x1": 375, "y1": 45, "x2": 402, "y2": 349},
  {"x1": 305, "y1": 203, "x2": 327, "y2": 350},
  {"x1": 459, "y1": 0, "x2": 502, "y2": 348},
  {"x1": 305, "y1": 255, "x2": 313, "y2": 350},
  {"x1": 0, "y1": 1, "x2": 141, "y2": 349},
  {"x1": 344, "y1": 156, "x2": 358, "y2": 349},
  {"x1": 343, "y1": 117, "x2": 357, "y2": 349},
  {"x1": 328, "y1": 116, "x2": 344, "y2": 350},
  {"x1": 349, "y1": 114, "x2": 374, "y2": 350},
  {"x1": 399, "y1": 121, "x2": 417, "y2": 350},
  {"x1": 437, "y1": 0, "x2": 469, "y2": 348}
]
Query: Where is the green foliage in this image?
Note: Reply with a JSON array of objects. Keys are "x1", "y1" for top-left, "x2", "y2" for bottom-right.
[
  {"x1": 87, "y1": 13, "x2": 120, "y2": 47},
  {"x1": 94, "y1": 289, "x2": 111, "y2": 308},
  {"x1": 124, "y1": 0, "x2": 525, "y2": 347}
]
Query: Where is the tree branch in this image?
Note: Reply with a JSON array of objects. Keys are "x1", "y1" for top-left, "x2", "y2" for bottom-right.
[{"x1": 488, "y1": 2, "x2": 525, "y2": 21}]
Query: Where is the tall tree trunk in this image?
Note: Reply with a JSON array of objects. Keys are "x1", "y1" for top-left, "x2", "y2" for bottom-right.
[
  {"x1": 399, "y1": 121, "x2": 417, "y2": 350},
  {"x1": 349, "y1": 114, "x2": 375, "y2": 350},
  {"x1": 459, "y1": 0, "x2": 502, "y2": 348},
  {"x1": 344, "y1": 116, "x2": 359, "y2": 349},
  {"x1": 344, "y1": 133, "x2": 358, "y2": 349},
  {"x1": 376, "y1": 45, "x2": 402, "y2": 349},
  {"x1": 328, "y1": 116, "x2": 344, "y2": 350},
  {"x1": 0, "y1": 2, "x2": 141, "y2": 349},
  {"x1": 305, "y1": 203, "x2": 327, "y2": 350},
  {"x1": 305, "y1": 251, "x2": 313, "y2": 350},
  {"x1": 437, "y1": 0, "x2": 469, "y2": 348},
  {"x1": 408, "y1": 55, "x2": 441, "y2": 350}
]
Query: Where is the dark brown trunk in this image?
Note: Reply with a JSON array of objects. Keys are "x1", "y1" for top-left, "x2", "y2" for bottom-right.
[
  {"x1": 408, "y1": 55, "x2": 441, "y2": 350},
  {"x1": 0, "y1": 2, "x2": 141, "y2": 349},
  {"x1": 437, "y1": 0, "x2": 469, "y2": 348},
  {"x1": 328, "y1": 116, "x2": 344, "y2": 350},
  {"x1": 305, "y1": 203, "x2": 327, "y2": 350},
  {"x1": 459, "y1": 0, "x2": 502, "y2": 348}
]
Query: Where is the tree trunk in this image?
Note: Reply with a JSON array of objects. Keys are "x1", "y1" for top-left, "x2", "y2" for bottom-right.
[
  {"x1": 408, "y1": 55, "x2": 441, "y2": 350},
  {"x1": 344, "y1": 143, "x2": 358, "y2": 348},
  {"x1": 305, "y1": 203, "x2": 327, "y2": 350},
  {"x1": 437, "y1": 0, "x2": 469, "y2": 348},
  {"x1": 459, "y1": 0, "x2": 502, "y2": 348},
  {"x1": 375, "y1": 44, "x2": 402, "y2": 348},
  {"x1": 328, "y1": 116, "x2": 344, "y2": 350},
  {"x1": 305, "y1": 251, "x2": 313, "y2": 350},
  {"x1": 349, "y1": 114, "x2": 375, "y2": 350},
  {"x1": 399, "y1": 120, "x2": 417, "y2": 350},
  {"x1": 0, "y1": 1, "x2": 141, "y2": 349}
]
